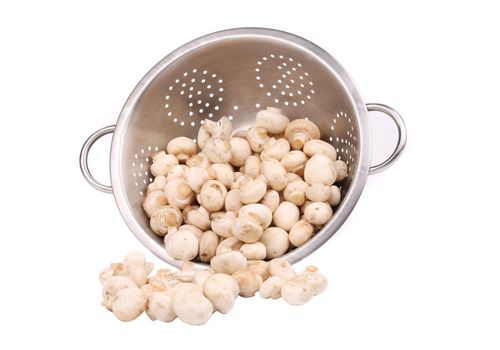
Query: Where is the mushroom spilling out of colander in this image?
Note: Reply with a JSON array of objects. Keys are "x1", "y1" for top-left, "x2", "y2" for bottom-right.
[{"x1": 80, "y1": 28, "x2": 407, "y2": 268}]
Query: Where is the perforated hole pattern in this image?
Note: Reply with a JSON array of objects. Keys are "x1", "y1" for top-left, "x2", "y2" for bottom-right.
[{"x1": 130, "y1": 53, "x2": 357, "y2": 194}]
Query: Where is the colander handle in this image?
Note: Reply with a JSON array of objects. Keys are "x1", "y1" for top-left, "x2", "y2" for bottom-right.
[
  {"x1": 79, "y1": 125, "x2": 115, "y2": 193},
  {"x1": 366, "y1": 103, "x2": 407, "y2": 175}
]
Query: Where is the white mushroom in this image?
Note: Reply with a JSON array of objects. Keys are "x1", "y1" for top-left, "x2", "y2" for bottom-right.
[
  {"x1": 193, "y1": 269, "x2": 213, "y2": 286},
  {"x1": 183, "y1": 205, "x2": 211, "y2": 231},
  {"x1": 231, "y1": 173, "x2": 250, "y2": 190},
  {"x1": 197, "y1": 124, "x2": 212, "y2": 149},
  {"x1": 240, "y1": 242, "x2": 267, "y2": 260},
  {"x1": 211, "y1": 116, "x2": 232, "y2": 140},
  {"x1": 150, "y1": 205, "x2": 182, "y2": 236},
  {"x1": 211, "y1": 211, "x2": 237, "y2": 238},
  {"x1": 284, "y1": 119, "x2": 321, "y2": 150},
  {"x1": 111, "y1": 287, "x2": 147, "y2": 321},
  {"x1": 148, "y1": 268, "x2": 178, "y2": 289},
  {"x1": 242, "y1": 155, "x2": 261, "y2": 179},
  {"x1": 285, "y1": 172, "x2": 303, "y2": 184},
  {"x1": 186, "y1": 153, "x2": 211, "y2": 168},
  {"x1": 123, "y1": 251, "x2": 150, "y2": 287},
  {"x1": 210, "y1": 251, "x2": 248, "y2": 275},
  {"x1": 247, "y1": 260, "x2": 270, "y2": 281},
  {"x1": 238, "y1": 204, "x2": 273, "y2": 229},
  {"x1": 216, "y1": 236, "x2": 243, "y2": 255},
  {"x1": 260, "y1": 228, "x2": 290, "y2": 259},
  {"x1": 289, "y1": 219, "x2": 315, "y2": 247},
  {"x1": 281, "y1": 150, "x2": 308, "y2": 175},
  {"x1": 203, "y1": 273, "x2": 239, "y2": 313},
  {"x1": 300, "y1": 265, "x2": 328, "y2": 295},
  {"x1": 167, "y1": 137, "x2": 197, "y2": 163},
  {"x1": 304, "y1": 202, "x2": 333, "y2": 225},
  {"x1": 173, "y1": 262, "x2": 197, "y2": 282},
  {"x1": 260, "y1": 138, "x2": 290, "y2": 161},
  {"x1": 259, "y1": 190, "x2": 280, "y2": 212},
  {"x1": 304, "y1": 154, "x2": 337, "y2": 186},
  {"x1": 255, "y1": 107, "x2": 290, "y2": 134},
  {"x1": 179, "y1": 224, "x2": 203, "y2": 239},
  {"x1": 283, "y1": 180, "x2": 309, "y2": 206},
  {"x1": 203, "y1": 137, "x2": 232, "y2": 164},
  {"x1": 281, "y1": 277, "x2": 314, "y2": 305},
  {"x1": 273, "y1": 201, "x2": 300, "y2": 231},
  {"x1": 146, "y1": 175, "x2": 168, "y2": 195},
  {"x1": 225, "y1": 189, "x2": 244, "y2": 212},
  {"x1": 255, "y1": 174, "x2": 269, "y2": 187},
  {"x1": 268, "y1": 258, "x2": 297, "y2": 282},
  {"x1": 246, "y1": 126, "x2": 269, "y2": 153},
  {"x1": 146, "y1": 291, "x2": 176, "y2": 323},
  {"x1": 232, "y1": 129, "x2": 248, "y2": 139},
  {"x1": 300, "y1": 200, "x2": 313, "y2": 215},
  {"x1": 142, "y1": 190, "x2": 168, "y2": 217},
  {"x1": 303, "y1": 139, "x2": 337, "y2": 161},
  {"x1": 229, "y1": 137, "x2": 252, "y2": 167},
  {"x1": 199, "y1": 180, "x2": 227, "y2": 212},
  {"x1": 232, "y1": 270, "x2": 263, "y2": 297},
  {"x1": 259, "y1": 276, "x2": 286, "y2": 299},
  {"x1": 261, "y1": 159, "x2": 287, "y2": 191},
  {"x1": 334, "y1": 160, "x2": 348, "y2": 182},
  {"x1": 102, "y1": 276, "x2": 137, "y2": 310},
  {"x1": 199, "y1": 230, "x2": 219, "y2": 263},
  {"x1": 210, "y1": 163, "x2": 234, "y2": 189},
  {"x1": 164, "y1": 229, "x2": 199, "y2": 261},
  {"x1": 166, "y1": 164, "x2": 188, "y2": 181},
  {"x1": 239, "y1": 177, "x2": 267, "y2": 204},
  {"x1": 172, "y1": 282, "x2": 203, "y2": 295},
  {"x1": 150, "y1": 151, "x2": 179, "y2": 177},
  {"x1": 232, "y1": 217, "x2": 264, "y2": 243},
  {"x1": 165, "y1": 178, "x2": 195, "y2": 209},
  {"x1": 186, "y1": 166, "x2": 215, "y2": 193},
  {"x1": 172, "y1": 291, "x2": 213, "y2": 325},
  {"x1": 328, "y1": 185, "x2": 341, "y2": 206},
  {"x1": 305, "y1": 182, "x2": 331, "y2": 202}
]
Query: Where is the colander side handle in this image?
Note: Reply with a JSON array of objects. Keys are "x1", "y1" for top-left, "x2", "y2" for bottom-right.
[
  {"x1": 79, "y1": 125, "x2": 115, "y2": 193},
  {"x1": 366, "y1": 103, "x2": 407, "y2": 174}
]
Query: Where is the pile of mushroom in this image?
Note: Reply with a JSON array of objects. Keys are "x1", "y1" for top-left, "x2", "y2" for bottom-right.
[
  {"x1": 143, "y1": 107, "x2": 347, "y2": 264},
  {"x1": 99, "y1": 251, "x2": 328, "y2": 325}
]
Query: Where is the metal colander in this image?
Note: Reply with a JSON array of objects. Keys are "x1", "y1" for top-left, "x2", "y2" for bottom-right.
[{"x1": 80, "y1": 28, "x2": 406, "y2": 268}]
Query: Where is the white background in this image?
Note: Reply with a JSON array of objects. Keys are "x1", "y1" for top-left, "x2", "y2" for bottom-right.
[{"x1": 1, "y1": 1, "x2": 499, "y2": 349}]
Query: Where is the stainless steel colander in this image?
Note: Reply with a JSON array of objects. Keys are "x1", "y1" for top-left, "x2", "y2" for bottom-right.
[{"x1": 80, "y1": 28, "x2": 406, "y2": 268}]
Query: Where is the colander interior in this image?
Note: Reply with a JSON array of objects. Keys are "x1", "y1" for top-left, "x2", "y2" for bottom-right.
[{"x1": 114, "y1": 30, "x2": 364, "y2": 264}]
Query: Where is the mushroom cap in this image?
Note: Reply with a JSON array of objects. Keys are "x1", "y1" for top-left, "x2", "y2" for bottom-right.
[
  {"x1": 143, "y1": 190, "x2": 168, "y2": 217},
  {"x1": 199, "y1": 230, "x2": 219, "y2": 263},
  {"x1": 268, "y1": 258, "x2": 297, "y2": 281},
  {"x1": 281, "y1": 277, "x2": 314, "y2": 305},
  {"x1": 111, "y1": 287, "x2": 147, "y2": 321},
  {"x1": 247, "y1": 260, "x2": 270, "y2": 281},
  {"x1": 164, "y1": 229, "x2": 199, "y2": 261},
  {"x1": 260, "y1": 138, "x2": 290, "y2": 161},
  {"x1": 216, "y1": 236, "x2": 244, "y2": 255},
  {"x1": 204, "y1": 137, "x2": 232, "y2": 164},
  {"x1": 284, "y1": 119, "x2": 321, "y2": 150},
  {"x1": 239, "y1": 178, "x2": 267, "y2": 204},
  {"x1": 197, "y1": 127, "x2": 212, "y2": 149},
  {"x1": 211, "y1": 116, "x2": 233, "y2": 140},
  {"x1": 210, "y1": 251, "x2": 248, "y2": 275},
  {"x1": 150, "y1": 205, "x2": 182, "y2": 236},
  {"x1": 289, "y1": 219, "x2": 315, "y2": 247},
  {"x1": 281, "y1": 150, "x2": 308, "y2": 173},
  {"x1": 147, "y1": 175, "x2": 168, "y2": 194},
  {"x1": 259, "y1": 276, "x2": 286, "y2": 299},
  {"x1": 246, "y1": 126, "x2": 269, "y2": 153},
  {"x1": 242, "y1": 155, "x2": 261, "y2": 179},
  {"x1": 186, "y1": 153, "x2": 212, "y2": 168},
  {"x1": 255, "y1": 107, "x2": 290, "y2": 134},
  {"x1": 283, "y1": 180, "x2": 309, "y2": 206},
  {"x1": 273, "y1": 201, "x2": 300, "y2": 231},
  {"x1": 260, "y1": 228, "x2": 290, "y2": 259},
  {"x1": 165, "y1": 178, "x2": 195, "y2": 209},
  {"x1": 103, "y1": 276, "x2": 137, "y2": 296},
  {"x1": 146, "y1": 291, "x2": 176, "y2": 322},
  {"x1": 304, "y1": 154, "x2": 337, "y2": 186},
  {"x1": 225, "y1": 189, "x2": 244, "y2": 212},
  {"x1": 301, "y1": 267, "x2": 328, "y2": 295},
  {"x1": 199, "y1": 180, "x2": 227, "y2": 212},
  {"x1": 204, "y1": 273, "x2": 239, "y2": 313},
  {"x1": 232, "y1": 217, "x2": 264, "y2": 243},
  {"x1": 172, "y1": 282, "x2": 203, "y2": 295},
  {"x1": 334, "y1": 160, "x2": 348, "y2": 182},
  {"x1": 151, "y1": 153, "x2": 179, "y2": 177},
  {"x1": 167, "y1": 137, "x2": 197, "y2": 162},
  {"x1": 240, "y1": 242, "x2": 267, "y2": 260},
  {"x1": 303, "y1": 139, "x2": 337, "y2": 161},
  {"x1": 304, "y1": 202, "x2": 333, "y2": 225},
  {"x1": 328, "y1": 185, "x2": 341, "y2": 206},
  {"x1": 173, "y1": 291, "x2": 213, "y2": 325},
  {"x1": 305, "y1": 182, "x2": 331, "y2": 202},
  {"x1": 232, "y1": 270, "x2": 263, "y2": 297},
  {"x1": 238, "y1": 204, "x2": 273, "y2": 229},
  {"x1": 259, "y1": 190, "x2": 280, "y2": 212},
  {"x1": 193, "y1": 269, "x2": 213, "y2": 286},
  {"x1": 210, "y1": 163, "x2": 234, "y2": 189},
  {"x1": 229, "y1": 137, "x2": 252, "y2": 167},
  {"x1": 186, "y1": 166, "x2": 214, "y2": 193},
  {"x1": 211, "y1": 211, "x2": 236, "y2": 238},
  {"x1": 261, "y1": 159, "x2": 287, "y2": 191}
]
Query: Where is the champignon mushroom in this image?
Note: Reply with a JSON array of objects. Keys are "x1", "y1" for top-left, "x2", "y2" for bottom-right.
[
  {"x1": 143, "y1": 190, "x2": 168, "y2": 217},
  {"x1": 334, "y1": 160, "x2": 348, "y2": 182},
  {"x1": 146, "y1": 291, "x2": 176, "y2": 322},
  {"x1": 215, "y1": 236, "x2": 243, "y2": 255},
  {"x1": 164, "y1": 229, "x2": 199, "y2": 261},
  {"x1": 197, "y1": 124, "x2": 212, "y2": 149},
  {"x1": 210, "y1": 251, "x2": 248, "y2": 275},
  {"x1": 268, "y1": 258, "x2": 297, "y2": 282},
  {"x1": 239, "y1": 177, "x2": 267, "y2": 204},
  {"x1": 246, "y1": 126, "x2": 270, "y2": 153},
  {"x1": 288, "y1": 219, "x2": 315, "y2": 247},
  {"x1": 247, "y1": 260, "x2": 270, "y2": 281},
  {"x1": 185, "y1": 166, "x2": 215, "y2": 193},
  {"x1": 111, "y1": 287, "x2": 147, "y2": 321},
  {"x1": 211, "y1": 211, "x2": 237, "y2": 238},
  {"x1": 284, "y1": 119, "x2": 321, "y2": 150},
  {"x1": 281, "y1": 150, "x2": 308, "y2": 174},
  {"x1": 210, "y1": 163, "x2": 234, "y2": 189},
  {"x1": 203, "y1": 137, "x2": 232, "y2": 164},
  {"x1": 304, "y1": 202, "x2": 333, "y2": 225},
  {"x1": 167, "y1": 137, "x2": 197, "y2": 163},
  {"x1": 199, "y1": 180, "x2": 227, "y2": 212},
  {"x1": 283, "y1": 180, "x2": 309, "y2": 206},
  {"x1": 172, "y1": 282, "x2": 203, "y2": 295},
  {"x1": 259, "y1": 190, "x2": 280, "y2": 213},
  {"x1": 146, "y1": 175, "x2": 168, "y2": 195},
  {"x1": 232, "y1": 217, "x2": 264, "y2": 243},
  {"x1": 300, "y1": 265, "x2": 328, "y2": 295},
  {"x1": 261, "y1": 159, "x2": 287, "y2": 191},
  {"x1": 203, "y1": 273, "x2": 239, "y2": 313},
  {"x1": 229, "y1": 137, "x2": 252, "y2": 167},
  {"x1": 166, "y1": 164, "x2": 188, "y2": 181},
  {"x1": 255, "y1": 107, "x2": 290, "y2": 134},
  {"x1": 328, "y1": 185, "x2": 341, "y2": 206},
  {"x1": 183, "y1": 205, "x2": 211, "y2": 231},
  {"x1": 150, "y1": 205, "x2": 182, "y2": 236},
  {"x1": 172, "y1": 291, "x2": 213, "y2": 325},
  {"x1": 303, "y1": 139, "x2": 337, "y2": 161},
  {"x1": 199, "y1": 230, "x2": 219, "y2": 263},
  {"x1": 281, "y1": 277, "x2": 314, "y2": 305},
  {"x1": 173, "y1": 261, "x2": 197, "y2": 283},
  {"x1": 150, "y1": 151, "x2": 179, "y2": 177},
  {"x1": 102, "y1": 276, "x2": 137, "y2": 310},
  {"x1": 304, "y1": 154, "x2": 337, "y2": 186},
  {"x1": 242, "y1": 155, "x2": 261, "y2": 179},
  {"x1": 260, "y1": 138, "x2": 290, "y2": 161},
  {"x1": 179, "y1": 224, "x2": 203, "y2": 239},
  {"x1": 225, "y1": 189, "x2": 244, "y2": 212},
  {"x1": 210, "y1": 116, "x2": 232, "y2": 140},
  {"x1": 238, "y1": 204, "x2": 273, "y2": 229},
  {"x1": 260, "y1": 228, "x2": 290, "y2": 259},
  {"x1": 273, "y1": 201, "x2": 300, "y2": 231},
  {"x1": 123, "y1": 251, "x2": 150, "y2": 287},
  {"x1": 193, "y1": 269, "x2": 213, "y2": 287},
  {"x1": 259, "y1": 276, "x2": 286, "y2": 299},
  {"x1": 232, "y1": 270, "x2": 263, "y2": 297},
  {"x1": 286, "y1": 172, "x2": 302, "y2": 184},
  {"x1": 305, "y1": 182, "x2": 331, "y2": 202},
  {"x1": 186, "y1": 152, "x2": 211, "y2": 169},
  {"x1": 240, "y1": 242, "x2": 267, "y2": 260},
  {"x1": 165, "y1": 178, "x2": 195, "y2": 209}
]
